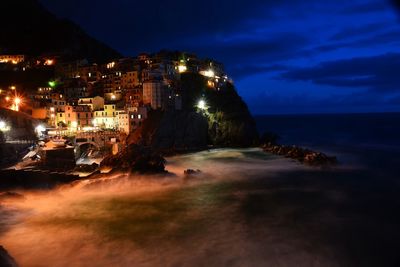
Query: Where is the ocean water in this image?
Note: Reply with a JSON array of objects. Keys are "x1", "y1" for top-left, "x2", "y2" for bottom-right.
[
  {"x1": 256, "y1": 112, "x2": 400, "y2": 172},
  {"x1": 0, "y1": 113, "x2": 400, "y2": 266}
]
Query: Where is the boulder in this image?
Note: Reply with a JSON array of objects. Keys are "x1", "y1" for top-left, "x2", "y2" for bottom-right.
[
  {"x1": 73, "y1": 163, "x2": 99, "y2": 173},
  {"x1": 0, "y1": 246, "x2": 18, "y2": 267},
  {"x1": 262, "y1": 143, "x2": 337, "y2": 166},
  {"x1": 101, "y1": 144, "x2": 166, "y2": 174},
  {"x1": 184, "y1": 169, "x2": 202, "y2": 176}
]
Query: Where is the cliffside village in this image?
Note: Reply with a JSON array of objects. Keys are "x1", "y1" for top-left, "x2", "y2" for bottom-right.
[{"x1": 0, "y1": 52, "x2": 231, "y2": 148}]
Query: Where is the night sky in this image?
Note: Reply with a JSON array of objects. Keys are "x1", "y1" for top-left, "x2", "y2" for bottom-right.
[{"x1": 40, "y1": 0, "x2": 400, "y2": 114}]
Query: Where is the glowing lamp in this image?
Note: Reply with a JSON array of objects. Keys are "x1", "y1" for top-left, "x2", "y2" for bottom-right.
[
  {"x1": 203, "y1": 69, "x2": 215, "y2": 78},
  {"x1": 36, "y1": 125, "x2": 45, "y2": 133},
  {"x1": 178, "y1": 65, "x2": 187, "y2": 73},
  {"x1": 197, "y1": 99, "x2": 206, "y2": 110},
  {"x1": 0, "y1": 121, "x2": 6, "y2": 130}
]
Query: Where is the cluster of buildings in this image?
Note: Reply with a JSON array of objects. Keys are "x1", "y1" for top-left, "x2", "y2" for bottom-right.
[{"x1": 0, "y1": 51, "x2": 231, "y2": 137}]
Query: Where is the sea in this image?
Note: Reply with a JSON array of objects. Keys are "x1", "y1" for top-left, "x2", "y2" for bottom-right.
[{"x1": 0, "y1": 112, "x2": 399, "y2": 267}]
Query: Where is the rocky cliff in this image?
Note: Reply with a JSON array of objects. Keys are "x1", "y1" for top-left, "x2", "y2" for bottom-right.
[
  {"x1": 130, "y1": 73, "x2": 259, "y2": 153},
  {"x1": 0, "y1": 246, "x2": 18, "y2": 267},
  {"x1": 128, "y1": 110, "x2": 209, "y2": 153}
]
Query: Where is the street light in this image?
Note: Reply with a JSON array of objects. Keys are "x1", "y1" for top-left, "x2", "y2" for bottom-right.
[
  {"x1": 178, "y1": 65, "x2": 187, "y2": 73},
  {"x1": 0, "y1": 121, "x2": 6, "y2": 130},
  {"x1": 203, "y1": 69, "x2": 215, "y2": 78},
  {"x1": 35, "y1": 125, "x2": 46, "y2": 137},
  {"x1": 0, "y1": 121, "x2": 10, "y2": 132},
  {"x1": 197, "y1": 99, "x2": 207, "y2": 110},
  {"x1": 14, "y1": 97, "x2": 21, "y2": 111},
  {"x1": 48, "y1": 81, "x2": 56, "y2": 88}
]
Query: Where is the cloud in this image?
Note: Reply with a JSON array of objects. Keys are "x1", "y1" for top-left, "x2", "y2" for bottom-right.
[
  {"x1": 246, "y1": 90, "x2": 400, "y2": 114},
  {"x1": 39, "y1": 0, "x2": 400, "y2": 113},
  {"x1": 280, "y1": 53, "x2": 400, "y2": 92},
  {"x1": 342, "y1": 1, "x2": 391, "y2": 14},
  {"x1": 40, "y1": 0, "x2": 286, "y2": 52},
  {"x1": 329, "y1": 22, "x2": 389, "y2": 41},
  {"x1": 228, "y1": 64, "x2": 289, "y2": 79},
  {"x1": 167, "y1": 32, "x2": 309, "y2": 79},
  {"x1": 311, "y1": 29, "x2": 400, "y2": 54}
]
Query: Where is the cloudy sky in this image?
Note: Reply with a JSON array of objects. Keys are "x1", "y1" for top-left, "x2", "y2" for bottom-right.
[{"x1": 41, "y1": 0, "x2": 400, "y2": 114}]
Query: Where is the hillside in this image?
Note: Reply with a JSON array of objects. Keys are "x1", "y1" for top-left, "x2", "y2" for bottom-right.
[
  {"x1": 128, "y1": 74, "x2": 259, "y2": 153},
  {"x1": 0, "y1": 0, "x2": 121, "y2": 62}
]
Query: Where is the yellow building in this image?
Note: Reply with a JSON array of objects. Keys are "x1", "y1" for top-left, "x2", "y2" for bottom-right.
[{"x1": 93, "y1": 104, "x2": 117, "y2": 129}]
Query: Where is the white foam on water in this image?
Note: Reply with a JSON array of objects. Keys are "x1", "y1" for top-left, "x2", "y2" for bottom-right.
[{"x1": 0, "y1": 148, "x2": 339, "y2": 267}]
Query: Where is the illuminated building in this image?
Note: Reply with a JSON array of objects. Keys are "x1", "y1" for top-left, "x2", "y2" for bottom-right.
[
  {"x1": 78, "y1": 96, "x2": 104, "y2": 111},
  {"x1": 143, "y1": 80, "x2": 164, "y2": 109},
  {"x1": 61, "y1": 105, "x2": 92, "y2": 129},
  {"x1": 93, "y1": 104, "x2": 119, "y2": 129},
  {"x1": 121, "y1": 71, "x2": 140, "y2": 89},
  {"x1": 0, "y1": 55, "x2": 25, "y2": 64}
]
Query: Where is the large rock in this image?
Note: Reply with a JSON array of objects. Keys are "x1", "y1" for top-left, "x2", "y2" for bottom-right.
[
  {"x1": 154, "y1": 111, "x2": 209, "y2": 150},
  {"x1": 262, "y1": 143, "x2": 337, "y2": 166},
  {"x1": 0, "y1": 246, "x2": 18, "y2": 267},
  {"x1": 129, "y1": 110, "x2": 208, "y2": 153},
  {"x1": 129, "y1": 74, "x2": 259, "y2": 153},
  {"x1": 101, "y1": 144, "x2": 166, "y2": 174},
  {"x1": 181, "y1": 73, "x2": 259, "y2": 147}
]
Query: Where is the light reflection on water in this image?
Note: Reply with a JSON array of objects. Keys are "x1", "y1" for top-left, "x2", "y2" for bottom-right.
[{"x1": 1, "y1": 148, "x2": 395, "y2": 267}]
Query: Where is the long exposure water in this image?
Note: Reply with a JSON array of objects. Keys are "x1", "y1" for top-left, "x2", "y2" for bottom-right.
[{"x1": 1, "y1": 113, "x2": 400, "y2": 266}]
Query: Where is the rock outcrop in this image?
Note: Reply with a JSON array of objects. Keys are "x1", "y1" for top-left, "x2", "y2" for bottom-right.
[
  {"x1": 100, "y1": 144, "x2": 166, "y2": 174},
  {"x1": 181, "y1": 73, "x2": 259, "y2": 147},
  {"x1": 128, "y1": 110, "x2": 208, "y2": 154},
  {"x1": 262, "y1": 143, "x2": 338, "y2": 166},
  {"x1": 0, "y1": 246, "x2": 18, "y2": 267},
  {"x1": 129, "y1": 74, "x2": 259, "y2": 154}
]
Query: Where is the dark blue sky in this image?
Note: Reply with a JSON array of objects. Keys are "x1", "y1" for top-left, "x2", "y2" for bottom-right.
[{"x1": 41, "y1": 0, "x2": 400, "y2": 114}]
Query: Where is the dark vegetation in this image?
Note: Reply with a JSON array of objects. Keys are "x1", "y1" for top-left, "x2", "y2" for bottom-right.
[
  {"x1": 0, "y1": 0, "x2": 121, "y2": 62},
  {"x1": 180, "y1": 73, "x2": 259, "y2": 147},
  {"x1": 0, "y1": 68, "x2": 55, "y2": 93}
]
